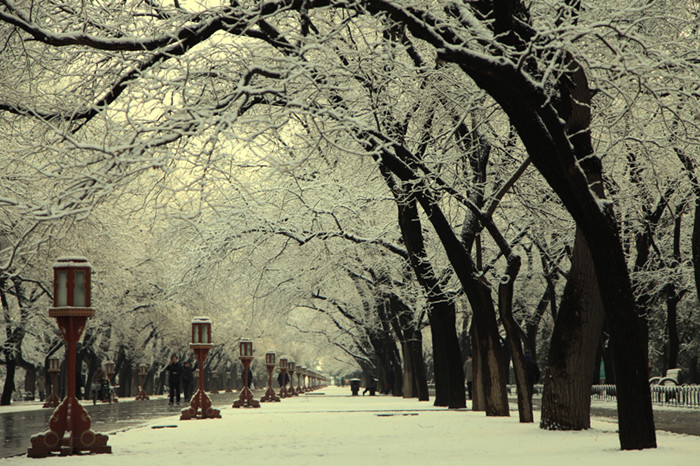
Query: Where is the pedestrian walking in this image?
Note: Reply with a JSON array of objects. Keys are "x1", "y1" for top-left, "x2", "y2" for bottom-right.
[
  {"x1": 464, "y1": 355, "x2": 473, "y2": 400},
  {"x1": 242, "y1": 367, "x2": 254, "y2": 389},
  {"x1": 37, "y1": 374, "x2": 46, "y2": 402},
  {"x1": 91, "y1": 366, "x2": 106, "y2": 405},
  {"x1": 363, "y1": 376, "x2": 377, "y2": 396},
  {"x1": 277, "y1": 370, "x2": 289, "y2": 388},
  {"x1": 181, "y1": 361, "x2": 194, "y2": 402},
  {"x1": 166, "y1": 355, "x2": 183, "y2": 405}
]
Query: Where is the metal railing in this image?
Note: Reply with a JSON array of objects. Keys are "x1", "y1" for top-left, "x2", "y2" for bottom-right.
[{"x1": 591, "y1": 383, "x2": 700, "y2": 408}]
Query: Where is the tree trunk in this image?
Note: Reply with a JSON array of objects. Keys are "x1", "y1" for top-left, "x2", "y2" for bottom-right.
[
  {"x1": 470, "y1": 325, "x2": 485, "y2": 412},
  {"x1": 391, "y1": 184, "x2": 464, "y2": 408},
  {"x1": 499, "y1": 277, "x2": 532, "y2": 422},
  {"x1": 430, "y1": 301, "x2": 466, "y2": 409},
  {"x1": 1, "y1": 358, "x2": 16, "y2": 405},
  {"x1": 401, "y1": 340, "x2": 415, "y2": 398},
  {"x1": 666, "y1": 214, "x2": 683, "y2": 371},
  {"x1": 540, "y1": 230, "x2": 605, "y2": 430},
  {"x1": 408, "y1": 329, "x2": 429, "y2": 401},
  {"x1": 470, "y1": 277, "x2": 509, "y2": 415}
]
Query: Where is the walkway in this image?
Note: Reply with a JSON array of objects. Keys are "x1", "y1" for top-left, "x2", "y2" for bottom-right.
[{"x1": 2, "y1": 387, "x2": 698, "y2": 465}]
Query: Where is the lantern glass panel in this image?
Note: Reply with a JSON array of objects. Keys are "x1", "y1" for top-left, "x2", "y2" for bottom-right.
[
  {"x1": 57, "y1": 271, "x2": 68, "y2": 307},
  {"x1": 73, "y1": 271, "x2": 86, "y2": 307},
  {"x1": 202, "y1": 325, "x2": 209, "y2": 344}
]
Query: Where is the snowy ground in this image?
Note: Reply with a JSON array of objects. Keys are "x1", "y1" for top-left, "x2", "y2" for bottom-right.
[{"x1": 4, "y1": 386, "x2": 699, "y2": 465}]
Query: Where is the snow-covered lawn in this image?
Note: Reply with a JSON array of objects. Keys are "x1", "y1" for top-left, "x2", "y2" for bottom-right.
[{"x1": 4, "y1": 386, "x2": 699, "y2": 465}]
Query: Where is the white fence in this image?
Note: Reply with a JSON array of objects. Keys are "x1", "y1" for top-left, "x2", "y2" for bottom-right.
[{"x1": 590, "y1": 384, "x2": 700, "y2": 408}]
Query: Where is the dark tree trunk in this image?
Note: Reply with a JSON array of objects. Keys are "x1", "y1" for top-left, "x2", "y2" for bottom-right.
[
  {"x1": 470, "y1": 325, "x2": 485, "y2": 412},
  {"x1": 378, "y1": 143, "x2": 506, "y2": 412},
  {"x1": 470, "y1": 278, "x2": 509, "y2": 415},
  {"x1": 666, "y1": 214, "x2": 683, "y2": 370},
  {"x1": 541, "y1": 230, "x2": 605, "y2": 430},
  {"x1": 411, "y1": 2, "x2": 656, "y2": 446},
  {"x1": 1, "y1": 358, "x2": 16, "y2": 405},
  {"x1": 389, "y1": 178, "x2": 465, "y2": 408},
  {"x1": 406, "y1": 328, "x2": 429, "y2": 401},
  {"x1": 392, "y1": 300, "x2": 428, "y2": 401},
  {"x1": 499, "y1": 277, "x2": 532, "y2": 423},
  {"x1": 428, "y1": 301, "x2": 466, "y2": 409},
  {"x1": 666, "y1": 294, "x2": 679, "y2": 371},
  {"x1": 694, "y1": 201, "x2": 700, "y2": 299}
]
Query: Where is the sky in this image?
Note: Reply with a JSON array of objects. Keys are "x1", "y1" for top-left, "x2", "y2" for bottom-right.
[{"x1": 3, "y1": 386, "x2": 699, "y2": 465}]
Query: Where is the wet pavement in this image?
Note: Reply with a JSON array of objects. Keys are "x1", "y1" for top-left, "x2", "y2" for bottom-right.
[
  {"x1": 588, "y1": 404, "x2": 700, "y2": 437},
  {"x1": 1, "y1": 392, "x2": 244, "y2": 458}
]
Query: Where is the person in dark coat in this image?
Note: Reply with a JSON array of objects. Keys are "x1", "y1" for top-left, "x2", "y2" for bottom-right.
[
  {"x1": 37, "y1": 374, "x2": 46, "y2": 402},
  {"x1": 166, "y1": 355, "x2": 182, "y2": 405},
  {"x1": 181, "y1": 361, "x2": 194, "y2": 402},
  {"x1": 524, "y1": 350, "x2": 540, "y2": 403},
  {"x1": 277, "y1": 370, "x2": 290, "y2": 389},
  {"x1": 464, "y1": 355, "x2": 474, "y2": 400},
  {"x1": 91, "y1": 366, "x2": 106, "y2": 405},
  {"x1": 363, "y1": 376, "x2": 377, "y2": 396},
  {"x1": 242, "y1": 367, "x2": 254, "y2": 389}
]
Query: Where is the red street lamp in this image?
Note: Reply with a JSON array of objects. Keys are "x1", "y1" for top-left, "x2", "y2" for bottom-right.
[
  {"x1": 43, "y1": 357, "x2": 61, "y2": 408},
  {"x1": 278, "y1": 357, "x2": 289, "y2": 398},
  {"x1": 28, "y1": 257, "x2": 111, "y2": 457},
  {"x1": 180, "y1": 317, "x2": 221, "y2": 420},
  {"x1": 260, "y1": 351, "x2": 280, "y2": 402},
  {"x1": 287, "y1": 361, "x2": 298, "y2": 396},
  {"x1": 135, "y1": 364, "x2": 149, "y2": 401},
  {"x1": 301, "y1": 367, "x2": 308, "y2": 393},
  {"x1": 233, "y1": 339, "x2": 260, "y2": 408},
  {"x1": 296, "y1": 366, "x2": 305, "y2": 394}
]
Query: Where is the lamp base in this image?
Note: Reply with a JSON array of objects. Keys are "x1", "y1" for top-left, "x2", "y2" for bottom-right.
[
  {"x1": 42, "y1": 392, "x2": 60, "y2": 408},
  {"x1": 260, "y1": 386, "x2": 280, "y2": 402},
  {"x1": 180, "y1": 389, "x2": 221, "y2": 420},
  {"x1": 27, "y1": 396, "x2": 111, "y2": 457},
  {"x1": 232, "y1": 386, "x2": 261, "y2": 408}
]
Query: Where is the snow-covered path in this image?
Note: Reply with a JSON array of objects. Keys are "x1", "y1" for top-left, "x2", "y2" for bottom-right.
[{"x1": 4, "y1": 386, "x2": 699, "y2": 465}]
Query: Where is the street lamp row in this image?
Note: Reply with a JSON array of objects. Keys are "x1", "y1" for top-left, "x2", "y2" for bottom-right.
[{"x1": 27, "y1": 256, "x2": 329, "y2": 457}]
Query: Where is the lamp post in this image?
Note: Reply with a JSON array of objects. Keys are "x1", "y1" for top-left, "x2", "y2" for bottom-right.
[
  {"x1": 43, "y1": 357, "x2": 61, "y2": 408},
  {"x1": 287, "y1": 361, "x2": 297, "y2": 396},
  {"x1": 278, "y1": 357, "x2": 289, "y2": 398},
  {"x1": 296, "y1": 366, "x2": 304, "y2": 394},
  {"x1": 180, "y1": 317, "x2": 221, "y2": 420},
  {"x1": 233, "y1": 339, "x2": 260, "y2": 408},
  {"x1": 135, "y1": 364, "x2": 149, "y2": 401},
  {"x1": 103, "y1": 360, "x2": 117, "y2": 403},
  {"x1": 28, "y1": 257, "x2": 111, "y2": 457},
  {"x1": 260, "y1": 351, "x2": 280, "y2": 402}
]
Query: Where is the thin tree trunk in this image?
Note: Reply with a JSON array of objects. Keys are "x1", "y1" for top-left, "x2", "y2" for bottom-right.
[
  {"x1": 470, "y1": 325, "x2": 485, "y2": 412},
  {"x1": 499, "y1": 277, "x2": 532, "y2": 423}
]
